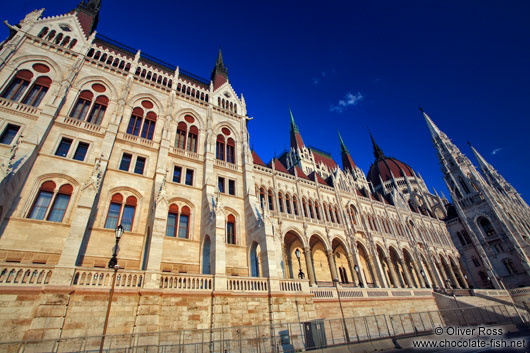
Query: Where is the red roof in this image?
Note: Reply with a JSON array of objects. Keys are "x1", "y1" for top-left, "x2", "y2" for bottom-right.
[
  {"x1": 268, "y1": 159, "x2": 289, "y2": 174},
  {"x1": 308, "y1": 171, "x2": 328, "y2": 186},
  {"x1": 252, "y1": 150, "x2": 266, "y2": 167},
  {"x1": 290, "y1": 131, "x2": 305, "y2": 149},
  {"x1": 311, "y1": 149, "x2": 338, "y2": 171},
  {"x1": 289, "y1": 166, "x2": 310, "y2": 180},
  {"x1": 367, "y1": 157, "x2": 414, "y2": 186}
]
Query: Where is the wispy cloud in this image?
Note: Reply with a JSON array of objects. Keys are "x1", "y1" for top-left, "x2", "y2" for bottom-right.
[
  {"x1": 312, "y1": 71, "x2": 329, "y2": 85},
  {"x1": 491, "y1": 148, "x2": 503, "y2": 155},
  {"x1": 330, "y1": 92, "x2": 364, "y2": 112}
]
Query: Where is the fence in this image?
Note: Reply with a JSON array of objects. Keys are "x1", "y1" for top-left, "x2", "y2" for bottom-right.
[{"x1": 0, "y1": 304, "x2": 526, "y2": 353}]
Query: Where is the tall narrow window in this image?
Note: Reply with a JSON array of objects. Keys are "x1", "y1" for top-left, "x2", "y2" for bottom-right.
[
  {"x1": 176, "y1": 122, "x2": 187, "y2": 149},
  {"x1": 314, "y1": 202, "x2": 321, "y2": 220},
  {"x1": 1, "y1": 70, "x2": 33, "y2": 101},
  {"x1": 104, "y1": 194, "x2": 122, "y2": 230},
  {"x1": 185, "y1": 169, "x2": 194, "y2": 186},
  {"x1": 268, "y1": 190, "x2": 274, "y2": 211},
  {"x1": 166, "y1": 204, "x2": 178, "y2": 237},
  {"x1": 28, "y1": 181, "x2": 55, "y2": 220},
  {"x1": 70, "y1": 90, "x2": 93, "y2": 120},
  {"x1": 86, "y1": 95, "x2": 108, "y2": 125},
  {"x1": 47, "y1": 184, "x2": 72, "y2": 222},
  {"x1": 323, "y1": 204, "x2": 330, "y2": 222},
  {"x1": 22, "y1": 76, "x2": 51, "y2": 107},
  {"x1": 218, "y1": 177, "x2": 225, "y2": 193},
  {"x1": 178, "y1": 206, "x2": 190, "y2": 239},
  {"x1": 173, "y1": 166, "x2": 182, "y2": 183},
  {"x1": 119, "y1": 153, "x2": 132, "y2": 171},
  {"x1": 0, "y1": 124, "x2": 20, "y2": 145},
  {"x1": 226, "y1": 138, "x2": 235, "y2": 164},
  {"x1": 187, "y1": 125, "x2": 198, "y2": 152},
  {"x1": 55, "y1": 137, "x2": 73, "y2": 157},
  {"x1": 259, "y1": 188, "x2": 266, "y2": 209},
  {"x1": 216, "y1": 135, "x2": 225, "y2": 161},
  {"x1": 293, "y1": 196, "x2": 298, "y2": 216},
  {"x1": 121, "y1": 196, "x2": 136, "y2": 231},
  {"x1": 278, "y1": 193, "x2": 284, "y2": 213},
  {"x1": 228, "y1": 180, "x2": 235, "y2": 195},
  {"x1": 308, "y1": 200, "x2": 314, "y2": 219},
  {"x1": 335, "y1": 207, "x2": 341, "y2": 224},
  {"x1": 134, "y1": 156, "x2": 146, "y2": 175},
  {"x1": 141, "y1": 111, "x2": 156, "y2": 140},
  {"x1": 479, "y1": 218, "x2": 496, "y2": 237},
  {"x1": 302, "y1": 199, "x2": 308, "y2": 217},
  {"x1": 329, "y1": 206, "x2": 335, "y2": 223},
  {"x1": 73, "y1": 142, "x2": 89, "y2": 161},
  {"x1": 285, "y1": 194, "x2": 291, "y2": 214},
  {"x1": 227, "y1": 214, "x2": 236, "y2": 244},
  {"x1": 127, "y1": 107, "x2": 144, "y2": 136}
]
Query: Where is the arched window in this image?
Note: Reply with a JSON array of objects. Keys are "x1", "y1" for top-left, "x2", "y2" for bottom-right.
[
  {"x1": 268, "y1": 190, "x2": 274, "y2": 211},
  {"x1": 285, "y1": 194, "x2": 291, "y2": 214},
  {"x1": 308, "y1": 200, "x2": 314, "y2": 219},
  {"x1": 165, "y1": 204, "x2": 191, "y2": 238},
  {"x1": 227, "y1": 214, "x2": 236, "y2": 244},
  {"x1": 104, "y1": 194, "x2": 137, "y2": 231},
  {"x1": 226, "y1": 138, "x2": 235, "y2": 164},
  {"x1": 176, "y1": 122, "x2": 187, "y2": 149},
  {"x1": 2, "y1": 70, "x2": 33, "y2": 101},
  {"x1": 21, "y1": 76, "x2": 51, "y2": 107},
  {"x1": 314, "y1": 202, "x2": 321, "y2": 220},
  {"x1": 187, "y1": 125, "x2": 198, "y2": 152},
  {"x1": 250, "y1": 242, "x2": 260, "y2": 277},
  {"x1": 126, "y1": 106, "x2": 157, "y2": 140},
  {"x1": 335, "y1": 207, "x2": 341, "y2": 224},
  {"x1": 479, "y1": 217, "x2": 496, "y2": 237},
  {"x1": 70, "y1": 90, "x2": 93, "y2": 120},
  {"x1": 329, "y1": 205, "x2": 335, "y2": 223},
  {"x1": 293, "y1": 196, "x2": 299, "y2": 216},
  {"x1": 278, "y1": 192, "x2": 284, "y2": 213},
  {"x1": 302, "y1": 198, "x2": 308, "y2": 217},
  {"x1": 28, "y1": 181, "x2": 72, "y2": 222},
  {"x1": 37, "y1": 27, "x2": 48, "y2": 38},
  {"x1": 503, "y1": 259, "x2": 517, "y2": 274},
  {"x1": 87, "y1": 95, "x2": 108, "y2": 125},
  {"x1": 202, "y1": 236, "x2": 211, "y2": 274},
  {"x1": 216, "y1": 134, "x2": 225, "y2": 160}
]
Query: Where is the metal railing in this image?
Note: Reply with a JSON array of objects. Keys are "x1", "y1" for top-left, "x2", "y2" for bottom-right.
[{"x1": 1, "y1": 304, "x2": 526, "y2": 353}]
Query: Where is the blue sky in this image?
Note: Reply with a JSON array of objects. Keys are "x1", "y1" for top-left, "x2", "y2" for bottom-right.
[{"x1": 2, "y1": 1, "x2": 530, "y2": 201}]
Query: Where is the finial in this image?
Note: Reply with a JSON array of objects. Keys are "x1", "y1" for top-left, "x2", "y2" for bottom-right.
[
  {"x1": 419, "y1": 106, "x2": 424, "y2": 113},
  {"x1": 369, "y1": 129, "x2": 385, "y2": 160}
]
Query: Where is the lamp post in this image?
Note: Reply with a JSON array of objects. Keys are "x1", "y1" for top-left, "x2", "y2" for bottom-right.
[
  {"x1": 334, "y1": 278, "x2": 350, "y2": 343},
  {"x1": 354, "y1": 265, "x2": 363, "y2": 288},
  {"x1": 99, "y1": 224, "x2": 124, "y2": 353},
  {"x1": 295, "y1": 248, "x2": 304, "y2": 279}
]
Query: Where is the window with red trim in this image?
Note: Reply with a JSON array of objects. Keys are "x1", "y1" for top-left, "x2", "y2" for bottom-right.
[
  {"x1": 22, "y1": 76, "x2": 51, "y2": 107},
  {"x1": 216, "y1": 134, "x2": 225, "y2": 160},
  {"x1": 176, "y1": 122, "x2": 187, "y2": 149},
  {"x1": 70, "y1": 90, "x2": 93, "y2": 120},
  {"x1": 293, "y1": 196, "x2": 299, "y2": 216},
  {"x1": 268, "y1": 190, "x2": 274, "y2": 211},
  {"x1": 278, "y1": 192, "x2": 284, "y2": 213},
  {"x1": 87, "y1": 95, "x2": 108, "y2": 125},
  {"x1": 302, "y1": 198, "x2": 308, "y2": 217},
  {"x1": 187, "y1": 125, "x2": 198, "y2": 152},
  {"x1": 1, "y1": 70, "x2": 33, "y2": 102},
  {"x1": 104, "y1": 193, "x2": 137, "y2": 231},
  {"x1": 226, "y1": 138, "x2": 235, "y2": 164},
  {"x1": 127, "y1": 106, "x2": 157, "y2": 140},
  {"x1": 28, "y1": 181, "x2": 72, "y2": 222},
  {"x1": 165, "y1": 204, "x2": 191, "y2": 239},
  {"x1": 226, "y1": 214, "x2": 236, "y2": 244}
]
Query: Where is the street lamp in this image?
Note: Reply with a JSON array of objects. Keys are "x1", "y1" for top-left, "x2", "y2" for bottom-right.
[
  {"x1": 354, "y1": 265, "x2": 363, "y2": 288},
  {"x1": 464, "y1": 274, "x2": 472, "y2": 289},
  {"x1": 99, "y1": 224, "x2": 124, "y2": 353},
  {"x1": 295, "y1": 248, "x2": 305, "y2": 279}
]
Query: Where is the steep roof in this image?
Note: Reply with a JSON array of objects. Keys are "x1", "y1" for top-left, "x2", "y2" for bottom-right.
[
  {"x1": 268, "y1": 158, "x2": 289, "y2": 174},
  {"x1": 252, "y1": 150, "x2": 266, "y2": 167},
  {"x1": 310, "y1": 147, "x2": 338, "y2": 170}
]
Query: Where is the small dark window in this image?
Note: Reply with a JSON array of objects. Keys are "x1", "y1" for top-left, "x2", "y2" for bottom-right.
[
  {"x1": 55, "y1": 137, "x2": 73, "y2": 157},
  {"x1": 218, "y1": 177, "x2": 225, "y2": 193},
  {"x1": 185, "y1": 169, "x2": 194, "y2": 186},
  {"x1": 228, "y1": 180, "x2": 235, "y2": 196},
  {"x1": 119, "y1": 153, "x2": 132, "y2": 171},
  {"x1": 173, "y1": 166, "x2": 182, "y2": 183},
  {"x1": 0, "y1": 124, "x2": 20, "y2": 145},
  {"x1": 134, "y1": 156, "x2": 146, "y2": 175},
  {"x1": 73, "y1": 142, "x2": 89, "y2": 161}
]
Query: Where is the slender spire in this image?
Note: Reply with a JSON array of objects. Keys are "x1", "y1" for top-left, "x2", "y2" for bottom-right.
[
  {"x1": 420, "y1": 107, "x2": 445, "y2": 140},
  {"x1": 289, "y1": 108, "x2": 305, "y2": 149},
  {"x1": 468, "y1": 142, "x2": 491, "y2": 171},
  {"x1": 338, "y1": 131, "x2": 348, "y2": 154},
  {"x1": 338, "y1": 131, "x2": 357, "y2": 172},
  {"x1": 369, "y1": 131, "x2": 385, "y2": 160},
  {"x1": 211, "y1": 48, "x2": 228, "y2": 89}
]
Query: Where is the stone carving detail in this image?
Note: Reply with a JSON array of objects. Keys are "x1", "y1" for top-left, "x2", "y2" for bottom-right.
[{"x1": 82, "y1": 153, "x2": 103, "y2": 191}]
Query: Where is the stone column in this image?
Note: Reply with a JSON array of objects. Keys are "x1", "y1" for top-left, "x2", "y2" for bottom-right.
[
  {"x1": 367, "y1": 255, "x2": 382, "y2": 288},
  {"x1": 436, "y1": 261, "x2": 450, "y2": 288},
  {"x1": 346, "y1": 254, "x2": 359, "y2": 286},
  {"x1": 388, "y1": 258, "x2": 401, "y2": 288},
  {"x1": 413, "y1": 262, "x2": 426, "y2": 288},
  {"x1": 428, "y1": 260, "x2": 444, "y2": 289},
  {"x1": 400, "y1": 259, "x2": 414, "y2": 288},
  {"x1": 455, "y1": 264, "x2": 469, "y2": 289},
  {"x1": 304, "y1": 247, "x2": 316, "y2": 286},
  {"x1": 327, "y1": 250, "x2": 339, "y2": 282},
  {"x1": 447, "y1": 264, "x2": 462, "y2": 289}
]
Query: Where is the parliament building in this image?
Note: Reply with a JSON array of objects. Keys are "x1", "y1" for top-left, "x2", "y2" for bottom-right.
[{"x1": 0, "y1": 0, "x2": 529, "y2": 344}]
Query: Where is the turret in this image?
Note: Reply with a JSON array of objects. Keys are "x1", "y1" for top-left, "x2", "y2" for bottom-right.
[
  {"x1": 338, "y1": 131, "x2": 357, "y2": 173},
  {"x1": 211, "y1": 48, "x2": 228, "y2": 90}
]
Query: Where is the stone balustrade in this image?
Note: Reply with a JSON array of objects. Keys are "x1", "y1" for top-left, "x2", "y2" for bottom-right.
[
  {"x1": 227, "y1": 277, "x2": 268, "y2": 292},
  {"x1": 62, "y1": 116, "x2": 103, "y2": 134},
  {"x1": 0, "y1": 264, "x2": 53, "y2": 286},
  {"x1": 160, "y1": 273, "x2": 212, "y2": 291},
  {"x1": 72, "y1": 268, "x2": 144, "y2": 288},
  {"x1": 0, "y1": 97, "x2": 40, "y2": 117},
  {"x1": 310, "y1": 287, "x2": 433, "y2": 299},
  {"x1": 279, "y1": 279, "x2": 308, "y2": 292}
]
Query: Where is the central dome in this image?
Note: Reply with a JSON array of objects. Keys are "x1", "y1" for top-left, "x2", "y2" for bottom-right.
[{"x1": 367, "y1": 157, "x2": 415, "y2": 186}]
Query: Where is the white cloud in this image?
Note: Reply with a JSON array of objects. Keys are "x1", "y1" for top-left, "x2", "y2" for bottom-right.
[
  {"x1": 491, "y1": 148, "x2": 503, "y2": 155},
  {"x1": 330, "y1": 92, "x2": 364, "y2": 112}
]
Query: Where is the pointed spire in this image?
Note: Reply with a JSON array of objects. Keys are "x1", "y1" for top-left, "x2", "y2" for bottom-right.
[
  {"x1": 338, "y1": 131, "x2": 357, "y2": 172},
  {"x1": 420, "y1": 107, "x2": 445, "y2": 140},
  {"x1": 211, "y1": 47, "x2": 228, "y2": 90},
  {"x1": 468, "y1": 142, "x2": 491, "y2": 171},
  {"x1": 75, "y1": 0, "x2": 102, "y2": 36},
  {"x1": 289, "y1": 108, "x2": 305, "y2": 149},
  {"x1": 369, "y1": 131, "x2": 385, "y2": 160}
]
